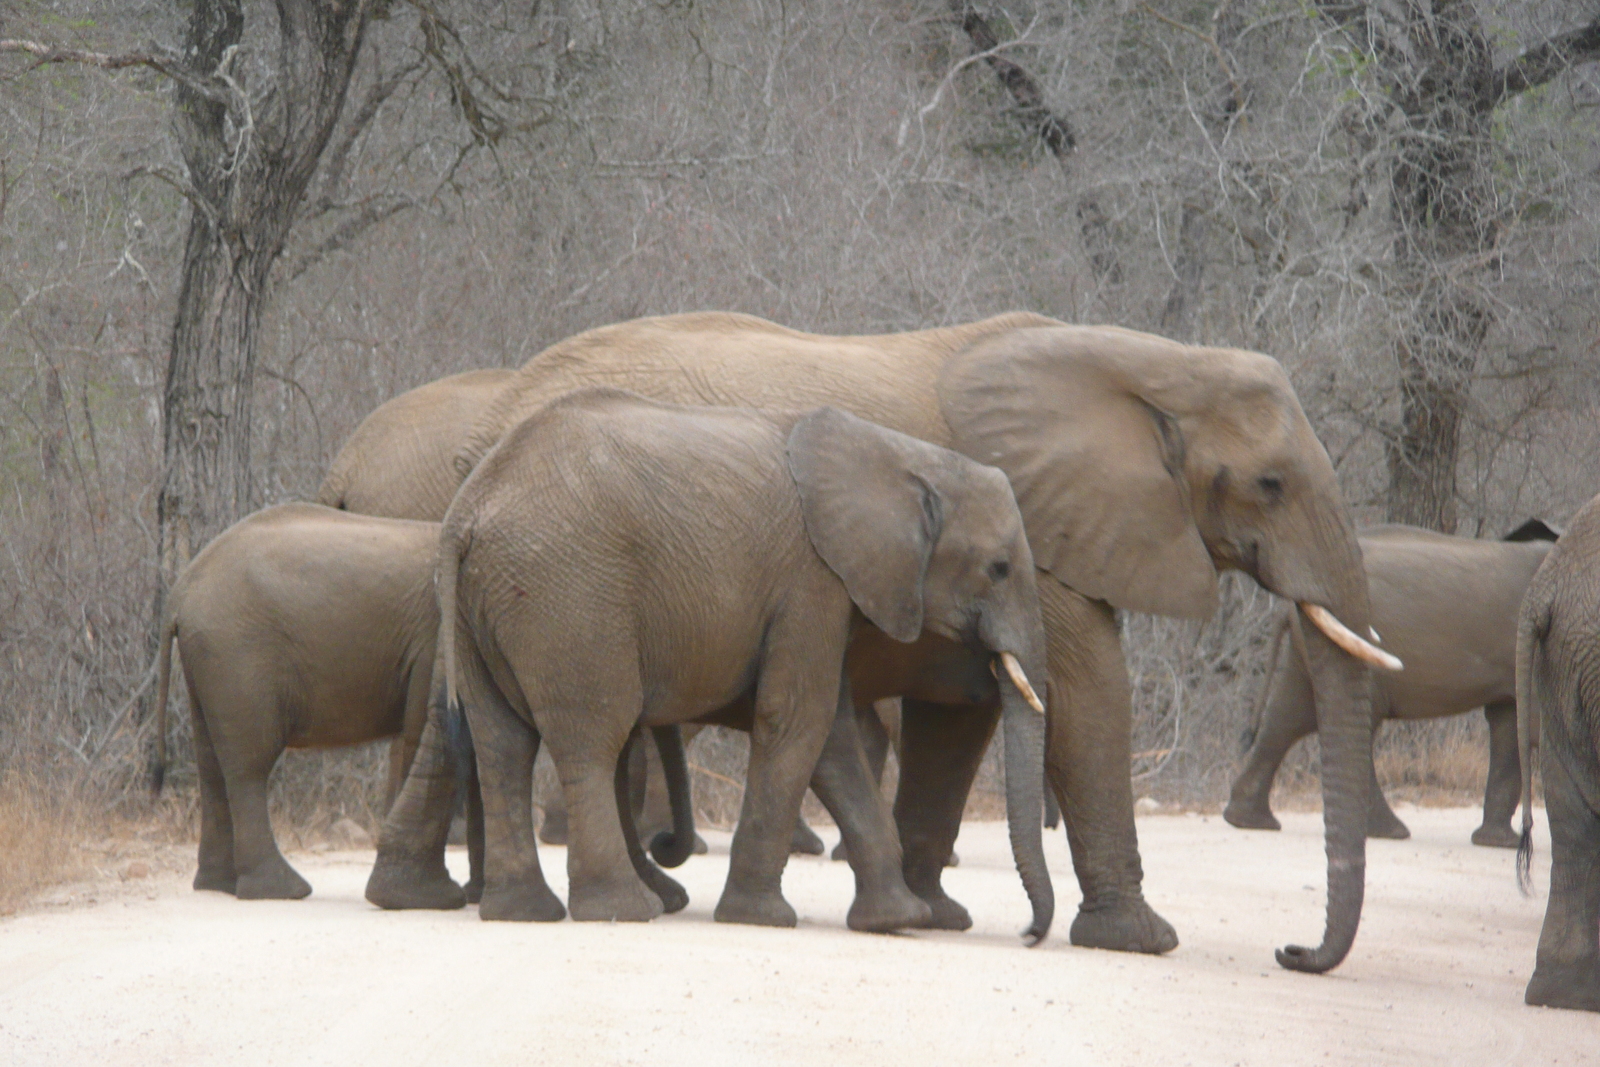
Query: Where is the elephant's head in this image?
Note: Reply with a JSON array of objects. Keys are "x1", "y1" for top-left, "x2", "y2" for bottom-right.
[
  {"x1": 787, "y1": 406, "x2": 1053, "y2": 944},
  {"x1": 939, "y1": 324, "x2": 1397, "y2": 972}
]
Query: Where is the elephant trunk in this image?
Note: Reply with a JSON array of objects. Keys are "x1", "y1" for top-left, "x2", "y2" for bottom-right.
[
  {"x1": 983, "y1": 606, "x2": 1053, "y2": 944},
  {"x1": 1000, "y1": 679, "x2": 1054, "y2": 944},
  {"x1": 1274, "y1": 603, "x2": 1371, "y2": 974}
]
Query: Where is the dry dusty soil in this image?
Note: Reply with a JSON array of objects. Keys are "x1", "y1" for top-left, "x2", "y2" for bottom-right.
[{"x1": 1, "y1": 805, "x2": 1596, "y2": 1066}]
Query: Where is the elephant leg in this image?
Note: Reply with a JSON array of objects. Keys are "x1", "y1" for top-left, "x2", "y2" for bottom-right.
[
  {"x1": 1473, "y1": 700, "x2": 1522, "y2": 848},
  {"x1": 1224, "y1": 650, "x2": 1315, "y2": 832},
  {"x1": 367, "y1": 680, "x2": 468, "y2": 910},
  {"x1": 208, "y1": 710, "x2": 309, "y2": 900},
  {"x1": 831, "y1": 700, "x2": 892, "y2": 863},
  {"x1": 473, "y1": 696, "x2": 565, "y2": 923},
  {"x1": 1525, "y1": 749, "x2": 1600, "y2": 1012},
  {"x1": 1364, "y1": 720, "x2": 1411, "y2": 840},
  {"x1": 463, "y1": 759, "x2": 486, "y2": 903},
  {"x1": 1042, "y1": 584, "x2": 1178, "y2": 954},
  {"x1": 790, "y1": 813, "x2": 826, "y2": 856},
  {"x1": 383, "y1": 736, "x2": 408, "y2": 814},
  {"x1": 615, "y1": 732, "x2": 688, "y2": 914},
  {"x1": 189, "y1": 695, "x2": 237, "y2": 894},
  {"x1": 537, "y1": 766, "x2": 570, "y2": 845},
  {"x1": 715, "y1": 619, "x2": 845, "y2": 929},
  {"x1": 895, "y1": 698, "x2": 997, "y2": 931},
  {"x1": 808, "y1": 695, "x2": 931, "y2": 932}
]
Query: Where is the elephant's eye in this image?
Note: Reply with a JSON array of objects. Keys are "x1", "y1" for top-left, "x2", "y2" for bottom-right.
[
  {"x1": 989, "y1": 560, "x2": 1010, "y2": 580},
  {"x1": 1257, "y1": 475, "x2": 1284, "y2": 500}
]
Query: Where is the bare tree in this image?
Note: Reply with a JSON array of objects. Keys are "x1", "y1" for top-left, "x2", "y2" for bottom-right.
[{"x1": 1315, "y1": 2, "x2": 1600, "y2": 531}]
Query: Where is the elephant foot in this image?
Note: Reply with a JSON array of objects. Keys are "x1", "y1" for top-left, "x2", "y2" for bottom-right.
[
  {"x1": 365, "y1": 854, "x2": 466, "y2": 911},
  {"x1": 463, "y1": 876, "x2": 485, "y2": 905},
  {"x1": 234, "y1": 858, "x2": 312, "y2": 901},
  {"x1": 1070, "y1": 897, "x2": 1179, "y2": 955},
  {"x1": 193, "y1": 866, "x2": 237, "y2": 895},
  {"x1": 692, "y1": 833, "x2": 708, "y2": 855},
  {"x1": 714, "y1": 885, "x2": 798, "y2": 928},
  {"x1": 637, "y1": 867, "x2": 690, "y2": 915},
  {"x1": 831, "y1": 840, "x2": 848, "y2": 862},
  {"x1": 1222, "y1": 799, "x2": 1281, "y2": 831},
  {"x1": 790, "y1": 820, "x2": 825, "y2": 856},
  {"x1": 1366, "y1": 806, "x2": 1411, "y2": 840},
  {"x1": 847, "y1": 884, "x2": 934, "y2": 933},
  {"x1": 909, "y1": 887, "x2": 972, "y2": 931},
  {"x1": 478, "y1": 880, "x2": 568, "y2": 922},
  {"x1": 1526, "y1": 960, "x2": 1600, "y2": 1012},
  {"x1": 945, "y1": 850, "x2": 960, "y2": 868},
  {"x1": 569, "y1": 877, "x2": 663, "y2": 923},
  {"x1": 1471, "y1": 823, "x2": 1521, "y2": 849}
]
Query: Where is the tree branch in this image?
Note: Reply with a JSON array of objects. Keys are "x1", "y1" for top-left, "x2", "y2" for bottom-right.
[
  {"x1": 1490, "y1": 15, "x2": 1600, "y2": 102},
  {"x1": 283, "y1": 196, "x2": 414, "y2": 281},
  {"x1": 0, "y1": 38, "x2": 231, "y2": 105},
  {"x1": 950, "y1": 2, "x2": 1075, "y2": 158}
]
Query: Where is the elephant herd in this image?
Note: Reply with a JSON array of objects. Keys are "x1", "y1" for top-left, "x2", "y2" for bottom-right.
[{"x1": 146, "y1": 310, "x2": 1599, "y2": 1012}]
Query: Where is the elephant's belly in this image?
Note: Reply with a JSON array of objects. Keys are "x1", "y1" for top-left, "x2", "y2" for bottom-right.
[
  {"x1": 1381, "y1": 674, "x2": 1512, "y2": 720},
  {"x1": 284, "y1": 679, "x2": 407, "y2": 748}
]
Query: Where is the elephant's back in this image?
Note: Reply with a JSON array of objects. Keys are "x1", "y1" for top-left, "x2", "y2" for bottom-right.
[
  {"x1": 457, "y1": 311, "x2": 1062, "y2": 477},
  {"x1": 175, "y1": 506, "x2": 439, "y2": 670},
  {"x1": 320, "y1": 368, "x2": 515, "y2": 521}
]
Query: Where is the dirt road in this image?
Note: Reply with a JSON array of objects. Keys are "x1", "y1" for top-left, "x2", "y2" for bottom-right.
[{"x1": 1, "y1": 806, "x2": 1594, "y2": 1065}]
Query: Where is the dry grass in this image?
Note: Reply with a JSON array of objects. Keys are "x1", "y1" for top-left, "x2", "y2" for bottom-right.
[{"x1": 0, "y1": 772, "x2": 92, "y2": 913}]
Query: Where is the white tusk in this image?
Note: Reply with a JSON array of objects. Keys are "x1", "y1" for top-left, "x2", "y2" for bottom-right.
[
  {"x1": 1300, "y1": 604, "x2": 1403, "y2": 672},
  {"x1": 1000, "y1": 652, "x2": 1046, "y2": 714},
  {"x1": 1369, "y1": 626, "x2": 1382, "y2": 644}
]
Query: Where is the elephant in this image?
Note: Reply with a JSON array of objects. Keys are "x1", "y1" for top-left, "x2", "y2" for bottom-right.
[
  {"x1": 334, "y1": 311, "x2": 1392, "y2": 972},
  {"x1": 318, "y1": 368, "x2": 514, "y2": 519},
  {"x1": 1515, "y1": 494, "x2": 1600, "y2": 1012},
  {"x1": 369, "y1": 389, "x2": 1054, "y2": 936},
  {"x1": 148, "y1": 503, "x2": 484, "y2": 899},
  {"x1": 1226, "y1": 520, "x2": 1559, "y2": 848}
]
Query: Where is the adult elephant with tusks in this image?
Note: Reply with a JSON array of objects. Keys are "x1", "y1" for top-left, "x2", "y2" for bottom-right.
[{"x1": 333, "y1": 311, "x2": 1396, "y2": 971}]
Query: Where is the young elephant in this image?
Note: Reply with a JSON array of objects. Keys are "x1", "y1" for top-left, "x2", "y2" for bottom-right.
[
  {"x1": 151, "y1": 503, "x2": 481, "y2": 899},
  {"x1": 372, "y1": 388, "x2": 1052, "y2": 937},
  {"x1": 1225, "y1": 521, "x2": 1558, "y2": 846},
  {"x1": 1516, "y1": 495, "x2": 1600, "y2": 1012}
]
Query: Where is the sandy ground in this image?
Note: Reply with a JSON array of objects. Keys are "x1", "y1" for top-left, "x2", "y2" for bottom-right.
[{"x1": 1, "y1": 805, "x2": 1596, "y2": 1066}]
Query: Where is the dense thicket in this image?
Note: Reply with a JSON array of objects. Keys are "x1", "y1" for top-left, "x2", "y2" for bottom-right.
[{"x1": 3, "y1": 1, "x2": 1597, "y2": 823}]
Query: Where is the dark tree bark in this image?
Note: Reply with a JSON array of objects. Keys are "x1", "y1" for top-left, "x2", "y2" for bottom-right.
[
  {"x1": 948, "y1": 2, "x2": 1123, "y2": 284},
  {"x1": 1316, "y1": 2, "x2": 1600, "y2": 532},
  {"x1": 158, "y1": 0, "x2": 375, "y2": 579}
]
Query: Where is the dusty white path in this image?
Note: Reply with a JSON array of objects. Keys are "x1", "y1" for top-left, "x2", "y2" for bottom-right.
[{"x1": 1, "y1": 806, "x2": 1595, "y2": 1066}]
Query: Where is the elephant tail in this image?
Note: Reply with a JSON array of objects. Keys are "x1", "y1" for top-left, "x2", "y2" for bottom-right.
[
  {"x1": 648, "y1": 726, "x2": 696, "y2": 868},
  {"x1": 437, "y1": 525, "x2": 469, "y2": 726},
  {"x1": 1515, "y1": 595, "x2": 1550, "y2": 896},
  {"x1": 150, "y1": 615, "x2": 178, "y2": 796}
]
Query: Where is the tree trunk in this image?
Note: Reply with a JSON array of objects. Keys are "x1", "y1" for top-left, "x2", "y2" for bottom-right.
[
  {"x1": 155, "y1": 0, "x2": 373, "y2": 587},
  {"x1": 1373, "y1": 0, "x2": 1497, "y2": 534}
]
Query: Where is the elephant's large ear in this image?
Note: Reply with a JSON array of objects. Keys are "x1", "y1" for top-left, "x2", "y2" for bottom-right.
[
  {"x1": 939, "y1": 326, "x2": 1218, "y2": 619},
  {"x1": 787, "y1": 407, "x2": 942, "y2": 642}
]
